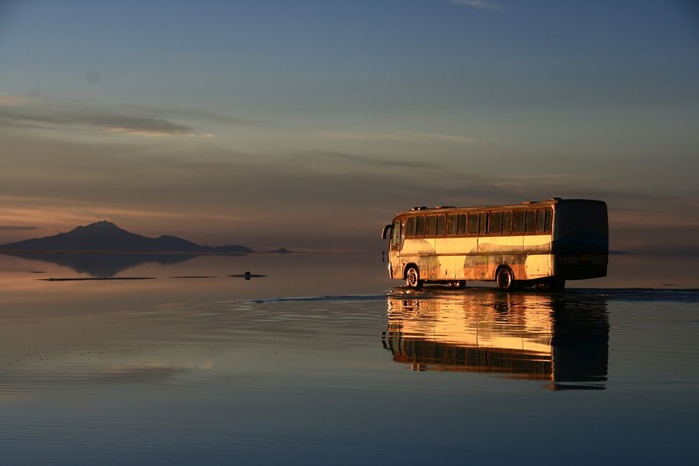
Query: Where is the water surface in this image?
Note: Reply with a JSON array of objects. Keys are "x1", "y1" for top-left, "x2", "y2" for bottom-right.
[{"x1": 1, "y1": 253, "x2": 697, "y2": 465}]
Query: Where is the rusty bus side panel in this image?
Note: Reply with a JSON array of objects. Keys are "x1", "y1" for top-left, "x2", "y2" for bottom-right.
[
  {"x1": 384, "y1": 198, "x2": 607, "y2": 289},
  {"x1": 394, "y1": 235, "x2": 553, "y2": 283}
]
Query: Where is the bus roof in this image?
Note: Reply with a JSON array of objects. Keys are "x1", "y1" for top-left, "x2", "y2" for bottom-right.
[{"x1": 394, "y1": 198, "x2": 605, "y2": 217}]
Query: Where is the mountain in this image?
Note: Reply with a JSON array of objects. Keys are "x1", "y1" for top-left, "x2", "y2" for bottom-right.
[{"x1": 0, "y1": 221, "x2": 252, "y2": 254}]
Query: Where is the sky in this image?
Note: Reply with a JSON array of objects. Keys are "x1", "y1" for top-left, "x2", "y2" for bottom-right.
[{"x1": 0, "y1": 0, "x2": 698, "y2": 252}]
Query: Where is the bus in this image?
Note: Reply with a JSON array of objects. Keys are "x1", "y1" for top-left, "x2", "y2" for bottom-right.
[{"x1": 381, "y1": 198, "x2": 608, "y2": 291}]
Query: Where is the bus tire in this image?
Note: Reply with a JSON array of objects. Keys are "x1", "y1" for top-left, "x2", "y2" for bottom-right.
[
  {"x1": 496, "y1": 267, "x2": 515, "y2": 291},
  {"x1": 405, "y1": 265, "x2": 423, "y2": 289}
]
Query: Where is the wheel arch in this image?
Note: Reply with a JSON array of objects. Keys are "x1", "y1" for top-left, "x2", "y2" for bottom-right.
[
  {"x1": 495, "y1": 264, "x2": 516, "y2": 291},
  {"x1": 403, "y1": 262, "x2": 419, "y2": 279},
  {"x1": 494, "y1": 264, "x2": 513, "y2": 281}
]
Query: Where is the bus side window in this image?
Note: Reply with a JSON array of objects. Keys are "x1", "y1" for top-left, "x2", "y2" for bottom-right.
[
  {"x1": 436, "y1": 215, "x2": 446, "y2": 236},
  {"x1": 406, "y1": 216, "x2": 416, "y2": 237},
  {"x1": 524, "y1": 210, "x2": 536, "y2": 234},
  {"x1": 467, "y1": 213, "x2": 480, "y2": 235},
  {"x1": 425, "y1": 216, "x2": 437, "y2": 237},
  {"x1": 513, "y1": 211, "x2": 525, "y2": 234},
  {"x1": 490, "y1": 212, "x2": 502, "y2": 234},
  {"x1": 415, "y1": 215, "x2": 425, "y2": 237},
  {"x1": 502, "y1": 211, "x2": 512, "y2": 234},
  {"x1": 457, "y1": 214, "x2": 467, "y2": 236},
  {"x1": 446, "y1": 214, "x2": 458, "y2": 236},
  {"x1": 537, "y1": 208, "x2": 552, "y2": 233},
  {"x1": 479, "y1": 212, "x2": 488, "y2": 235}
]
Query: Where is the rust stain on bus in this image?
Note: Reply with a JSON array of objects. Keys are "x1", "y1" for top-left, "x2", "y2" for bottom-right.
[{"x1": 382, "y1": 198, "x2": 608, "y2": 291}]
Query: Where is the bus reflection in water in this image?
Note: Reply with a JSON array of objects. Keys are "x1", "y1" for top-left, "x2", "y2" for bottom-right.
[{"x1": 381, "y1": 290, "x2": 609, "y2": 390}]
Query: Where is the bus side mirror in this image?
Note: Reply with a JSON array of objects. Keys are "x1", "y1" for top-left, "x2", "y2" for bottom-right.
[{"x1": 381, "y1": 224, "x2": 393, "y2": 240}]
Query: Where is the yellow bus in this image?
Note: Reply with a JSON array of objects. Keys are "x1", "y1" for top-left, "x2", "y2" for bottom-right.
[{"x1": 381, "y1": 198, "x2": 608, "y2": 291}]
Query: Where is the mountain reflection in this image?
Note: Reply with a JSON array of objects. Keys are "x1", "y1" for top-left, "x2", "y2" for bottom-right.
[
  {"x1": 2, "y1": 252, "x2": 207, "y2": 277},
  {"x1": 382, "y1": 289, "x2": 609, "y2": 390}
]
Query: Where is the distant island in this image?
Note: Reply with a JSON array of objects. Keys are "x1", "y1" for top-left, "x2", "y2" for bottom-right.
[{"x1": 0, "y1": 221, "x2": 260, "y2": 254}]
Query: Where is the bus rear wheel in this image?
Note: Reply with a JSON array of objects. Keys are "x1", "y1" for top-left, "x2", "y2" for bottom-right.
[
  {"x1": 405, "y1": 266, "x2": 423, "y2": 289},
  {"x1": 496, "y1": 267, "x2": 516, "y2": 291}
]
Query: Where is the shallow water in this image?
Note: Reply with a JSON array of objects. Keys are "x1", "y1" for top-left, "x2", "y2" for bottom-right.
[{"x1": 1, "y1": 253, "x2": 698, "y2": 465}]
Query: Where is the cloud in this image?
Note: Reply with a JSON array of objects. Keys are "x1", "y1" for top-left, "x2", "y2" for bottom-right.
[
  {"x1": 97, "y1": 116, "x2": 202, "y2": 136},
  {"x1": 407, "y1": 131, "x2": 482, "y2": 145},
  {"x1": 2, "y1": 127, "x2": 698, "y2": 253},
  {"x1": 0, "y1": 93, "x2": 30, "y2": 106},
  {"x1": 320, "y1": 130, "x2": 481, "y2": 145},
  {"x1": 294, "y1": 150, "x2": 439, "y2": 171},
  {"x1": 0, "y1": 195, "x2": 247, "y2": 229},
  {"x1": 99, "y1": 117, "x2": 212, "y2": 137},
  {"x1": 450, "y1": 0, "x2": 505, "y2": 11},
  {"x1": 143, "y1": 105, "x2": 260, "y2": 126},
  {"x1": 0, "y1": 101, "x2": 201, "y2": 137},
  {"x1": 0, "y1": 94, "x2": 253, "y2": 138}
]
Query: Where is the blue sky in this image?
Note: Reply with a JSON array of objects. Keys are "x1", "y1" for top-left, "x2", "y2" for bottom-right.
[{"x1": 1, "y1": 0, "x2": 698, "y2": 252}]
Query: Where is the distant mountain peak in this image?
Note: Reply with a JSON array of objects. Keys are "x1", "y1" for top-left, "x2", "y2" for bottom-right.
[
  {"x1": 67, "y1": 221, "x2": 135, "y2": 239},
  {"x1": 0, "y1": 222, "x2": 252, "y2": 254},
  {"x1": 74, "y1": 220, "x2": 121, "y2": 229}
]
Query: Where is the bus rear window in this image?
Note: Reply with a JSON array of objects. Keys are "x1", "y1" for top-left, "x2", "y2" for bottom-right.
[{"x1": 559, "y1": 202, "x2": 608, "y2": 237}]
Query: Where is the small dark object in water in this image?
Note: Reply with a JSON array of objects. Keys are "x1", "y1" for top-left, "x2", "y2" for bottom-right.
[{"x1": 230, "y1": 271, "x2": 267, "y2": 280}]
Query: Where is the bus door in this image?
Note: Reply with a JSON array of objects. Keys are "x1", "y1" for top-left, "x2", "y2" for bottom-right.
[
  {"x1": 381, "y1": 219, "x2": 404, "y2": 252},
  {"x1": 390, "y1": 218, "x2": 403, "y2": 252}
]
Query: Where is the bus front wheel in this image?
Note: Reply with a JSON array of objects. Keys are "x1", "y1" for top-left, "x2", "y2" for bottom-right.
[
  {"x1": 405, "y1": 266, "x2": 423, "y2": 289},
  {"x1": 496, "y1": 267, "x2": 516, "y2": 291}
]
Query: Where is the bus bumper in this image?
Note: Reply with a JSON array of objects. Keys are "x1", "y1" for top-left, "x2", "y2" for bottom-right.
[{"x1": 556, "y1": 254, "x2": 608, "y2": 279}]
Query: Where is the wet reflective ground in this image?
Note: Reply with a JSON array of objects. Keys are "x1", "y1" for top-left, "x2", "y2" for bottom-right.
[
  {"x1": 1, "y1": 254, "x2": 698, "y2": 465},
  {"x1": 384, "y1": 289, "x2": 610, "y2": 389}
]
